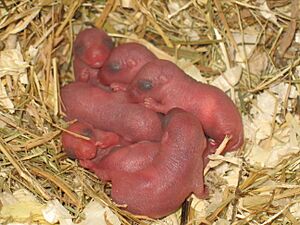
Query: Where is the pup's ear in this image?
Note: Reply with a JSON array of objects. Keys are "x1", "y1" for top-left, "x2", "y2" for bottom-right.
[
  {"x1": 158, "y1": 75, "x2": 168, "y2": 83},
  {"x1": 127, "y1": 59, "x2": 137, "y2": 68}
]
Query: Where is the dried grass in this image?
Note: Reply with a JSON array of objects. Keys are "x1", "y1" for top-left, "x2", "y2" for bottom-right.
[{"x1": 0, "y1": 0, "x2": 299, "y2": 224}]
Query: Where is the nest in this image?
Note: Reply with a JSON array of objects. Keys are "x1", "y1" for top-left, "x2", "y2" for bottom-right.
[{"x1": 0, "y1": 0, "x2": 299, "y2": 224}]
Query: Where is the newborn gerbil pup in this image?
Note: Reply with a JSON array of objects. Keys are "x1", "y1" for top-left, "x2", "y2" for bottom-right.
[
  {"x1": 61, "y1": 82, "x2": 162, "y2": 143},
  {"x1": 98, "y1": 43, "x2": 157, "y2": 90},
  {"x1": 109, "y1": 108, "x2": 207, "y2": 218},
  {"x1": 128, "y1": 59, "x2": 244, "y2": 153},
  {"x1": 80, "y1": 141, "x2": 160, "y2": 181},
  {"x1": 73, "y1": 28, "x2": 113, "y2": 68},
  {"x1": 61, "y1": 122, "x2": 120, "y2": 160}
]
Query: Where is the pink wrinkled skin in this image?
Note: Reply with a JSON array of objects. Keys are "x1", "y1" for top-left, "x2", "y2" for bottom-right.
[
  {"x1": 61, "y1": 122, "x2": 120, "y2": 160},
  {"x1": 80, "y1": 141, "x2": 159, "y2": 181},
  {"x1": 61, "y1": 82, "x2": 163, "y2": 143},
  {"x1": 98, "y1": 43, "x2": 156, "y2": 90},
  {"x1": 73, "y1": 28, "x2": 113, "y2": 68},
  {"x1": 128, "y1": 59, "x2": 244, "y2": 153},
  {"x1": 107, "y1": 108, "x2": 207, "y2": 218}
]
